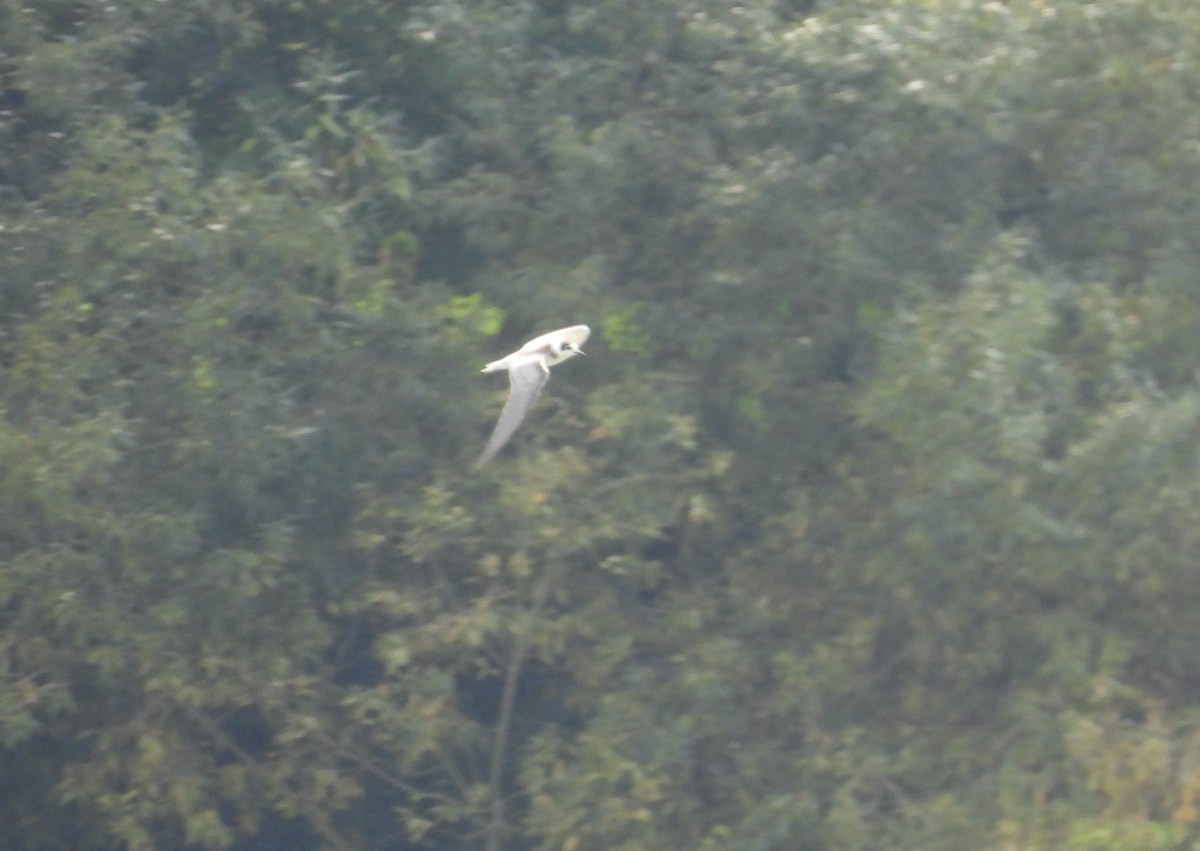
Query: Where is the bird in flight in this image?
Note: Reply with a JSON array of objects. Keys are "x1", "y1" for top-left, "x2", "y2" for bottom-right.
[{"x1": 475, "y1": 324, "x2": 590, "y2": 467}]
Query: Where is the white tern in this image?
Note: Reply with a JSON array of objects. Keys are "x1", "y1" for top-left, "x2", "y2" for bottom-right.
[{"x1": 475, "y1": 324, "x2": 590, "y2": 467}]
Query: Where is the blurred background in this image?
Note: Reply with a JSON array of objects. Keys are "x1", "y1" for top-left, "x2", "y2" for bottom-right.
[{"x1": 2, "y1": 1, "x2": 1200, "y2": 848}]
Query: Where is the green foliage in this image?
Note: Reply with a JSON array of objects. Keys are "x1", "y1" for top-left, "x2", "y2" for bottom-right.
[{"x1": 3, "y1": 0, "x2": 1200, "y2": 849}]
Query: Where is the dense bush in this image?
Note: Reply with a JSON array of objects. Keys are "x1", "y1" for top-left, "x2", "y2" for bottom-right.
[{"x1": 2, "y1": 1, "x2": 1200, "y2": 848}]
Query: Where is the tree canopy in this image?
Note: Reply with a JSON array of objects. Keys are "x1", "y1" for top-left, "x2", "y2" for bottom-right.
[{"x1": 3, "y1": 0, "x2": 1200, "y2": 849}]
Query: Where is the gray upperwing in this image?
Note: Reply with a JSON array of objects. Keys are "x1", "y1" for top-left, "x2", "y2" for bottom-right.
[{"x1": 475, "y1": 359, "x2": 551, "y2": 466}]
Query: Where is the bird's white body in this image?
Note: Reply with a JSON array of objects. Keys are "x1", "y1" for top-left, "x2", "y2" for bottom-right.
[{"x1": 476, "y1": 324, "x2": 590, "y2": 466}]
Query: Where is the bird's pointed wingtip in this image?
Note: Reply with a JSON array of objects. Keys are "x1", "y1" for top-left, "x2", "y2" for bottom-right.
[{"x1": 473, "y1": 445, "x2": 498, "y2": 468}]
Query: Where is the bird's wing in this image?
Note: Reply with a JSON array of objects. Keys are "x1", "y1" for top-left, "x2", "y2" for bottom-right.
[
  {"x1": 519, "y1": 324, "x2": 591, "y2": 354},
  {"x1": 475, "y1": 358, "x2": 551, "y2": 466}
]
